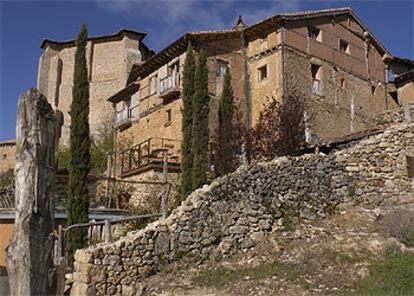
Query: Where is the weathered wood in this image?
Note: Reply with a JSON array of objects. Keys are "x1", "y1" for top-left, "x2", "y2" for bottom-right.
[
  {"x1": 6, "y1": 88, "x2": 63, "y2": 296},
  {"x1": 161, "y1": 150, "x2": 169, "y2": 219}
]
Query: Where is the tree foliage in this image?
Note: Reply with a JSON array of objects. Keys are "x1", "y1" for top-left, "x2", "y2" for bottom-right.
[
  {"x1": 192, "y1": 49, "x2": 210, "y2": 190},
  {"x1": 251, "y1": 92, "x2": 305, "y2": 160},
  {"x1": 66, "y1": 24, "x2": 91, "y2": 267},
  {"x1": 179, "y1": 44, "x2": 196, "y2": 204},
  {"x1": 212, "y1": 67, "x2": 244, "y2": 177}
]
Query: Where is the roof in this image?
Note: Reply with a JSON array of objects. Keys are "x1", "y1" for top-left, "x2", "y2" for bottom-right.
[
  {"x1": 108, "y1": 82, "x2": 140, "y2": 103},
  {"x1": 127, "y1": 29, "x2": 242, "y2": 83},
  {"x1": 0, "y1": 139, "x2": 16, "y2": 147},
  {"x1": 395, "y1": 69, "x2": 414, "y2": 87},
  {"x1": 127, "y1": 7, "x2": 391, "y2": 85},
  {"x1": 40, "y1": 29, "x2": 147, "y2": 49},
  {"x1": 244, "y1": 7, "x2": 390, "y2": 56},
  {"x1": 0, "y1": 208, "x2": 133, "y2": 220},
  {"x1": 384, "y1": 56, "x2": 414, "y2": 66}
]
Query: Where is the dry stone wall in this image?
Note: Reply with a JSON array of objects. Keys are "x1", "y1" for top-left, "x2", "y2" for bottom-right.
[{"x1": 71, "y1": 122, "x2": 414, "y2": 296}]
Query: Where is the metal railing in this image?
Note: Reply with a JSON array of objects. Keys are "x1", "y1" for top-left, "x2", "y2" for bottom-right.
[{"x1": 158, "y1": 71, "x2": 180, "y2": 95}]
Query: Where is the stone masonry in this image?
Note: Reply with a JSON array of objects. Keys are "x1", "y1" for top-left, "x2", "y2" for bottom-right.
[{"x1": 71, "y1": 122, "x2": 414, "y2": 295}]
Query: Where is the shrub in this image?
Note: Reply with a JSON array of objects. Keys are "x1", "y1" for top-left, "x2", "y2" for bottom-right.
[{"x1": 352, "y1": 251, "x2": 414, "y2": 295}]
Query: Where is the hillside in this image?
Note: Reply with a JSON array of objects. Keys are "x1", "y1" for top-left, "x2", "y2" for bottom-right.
[{"x1": 137, "y1": 200, "x2": 414, "y2": 296}]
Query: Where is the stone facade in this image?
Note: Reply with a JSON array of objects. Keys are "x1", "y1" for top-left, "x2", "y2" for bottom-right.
[
  {"x1": 37, "y1": 30, "x2": 153, "y2": 145},
  {"x1": 71, "y1": 121, "x2": 414, "y2": 295},
  {"x1": 0, "y1": 140, "x2": 16, "y2": 174},
  {"x1": 113, "y1": 8, "x2": 402, "y2": 189}
]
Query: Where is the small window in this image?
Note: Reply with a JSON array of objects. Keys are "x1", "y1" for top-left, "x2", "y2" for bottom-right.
[
  {"x1": 339, "y1": 39, "x2": 350, "y2": 54},
  {"x1": 258, "y1": 65, "x2": 268, "y2": 81},
  {"x1": 2, "y1": 154, "x2": 7, "y2": 160},
  {"x1": 308, "y1": 26, "x2": 322, "y2": 42},
  {"x1": 149, "y1": 75, "x2": 158, "y2": 94},
  {"x1": 371, "y1": 85, "x2": 376, "y2": 95},
  {"x1": 166, "y1": 109, "x2": 172, "y2": 123},
  {"x1": 169, "y1": 62, "x2": 179, "y2": 75},
  {"x1": 215, "y1": 61, "x2": 228, "y2": 79},
  {"x1": 341, "y1": 78, "x2": 346, "y2": 89},
  {"x1": 311, "y1": 64, "x2": 322, "y2": 95},
  {"x1": 388, "y1": 69, "x2": 395, "y2": 83}
]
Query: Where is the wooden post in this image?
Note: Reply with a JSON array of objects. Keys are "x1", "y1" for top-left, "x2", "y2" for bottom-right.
[
  {"x1": 104, "y1": 220, "x2": 113, "y2": 243},
  {"x1": 6, "y1": 88, "x2": 63, "y2": 296},
  {"x1": 161, "y1": 150, "x2": 169, "y2": 219}
]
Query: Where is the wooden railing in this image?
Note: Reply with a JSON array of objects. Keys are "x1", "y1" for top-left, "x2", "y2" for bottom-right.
[{"x1": 120, "y1": 137, "x2": 180, "y2": 176}]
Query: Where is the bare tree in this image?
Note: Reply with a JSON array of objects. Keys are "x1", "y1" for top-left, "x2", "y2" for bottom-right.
[{"x1": 252, "y1": 93, "x2": 305, "y2": 160}]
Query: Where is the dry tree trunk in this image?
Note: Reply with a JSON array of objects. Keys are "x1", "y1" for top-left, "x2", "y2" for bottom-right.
[{"x1": 6, "y1": 88, "x2": 63, "y2": 296}]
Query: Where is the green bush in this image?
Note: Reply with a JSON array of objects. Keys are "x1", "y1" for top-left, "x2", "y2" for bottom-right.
[
  {"x1": 0, "y1": 169, "x2": 13, "y2": 188},
  {"x1": 352, "y1": 251, "x2": 414, "y2": 295}
]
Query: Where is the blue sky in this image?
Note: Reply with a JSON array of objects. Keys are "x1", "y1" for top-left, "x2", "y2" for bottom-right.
[{"x1": 0, "y1": 0, "x2": 413, "y2": 141}]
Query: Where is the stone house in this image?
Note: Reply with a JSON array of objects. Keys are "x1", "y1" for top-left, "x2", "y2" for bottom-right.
[
  {"x1": 107, "y1": 7, "x2": 412, "y2": 205},
  {"x1": 0, "y1": 140, "x2": 16, "y2": 175},
  {"x1": 385, "y1": 56, "x2": 414, "y2": 105}
]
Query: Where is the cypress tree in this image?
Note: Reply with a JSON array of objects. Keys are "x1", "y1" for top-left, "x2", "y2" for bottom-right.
[
  {"x1": 66, "y1": 24, "x2": 91, "y2": 266},
  {"x1": 192, "y1": 50, "x2": 210, "y2": 190},
  {"x1": 216, "y1": 67, "x2": 235, "y2": 176},
  {"x1": 179, "y1": 44, "x2": 196, "y2": 203}
]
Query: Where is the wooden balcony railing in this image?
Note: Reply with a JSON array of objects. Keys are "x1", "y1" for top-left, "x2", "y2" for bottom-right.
[{"x1": 120, "y1": 137, "x2": 181, "y2": 177}]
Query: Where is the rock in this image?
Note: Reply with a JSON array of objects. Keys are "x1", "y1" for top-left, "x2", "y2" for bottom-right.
[{"x1": 70, "y1": 282, "x2": 96, "y2": 296}]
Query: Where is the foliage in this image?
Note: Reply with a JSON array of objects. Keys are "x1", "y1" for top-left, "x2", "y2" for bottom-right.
[
  {"x1": 212, "y1": 67, "x2": 244, "y2": 178},
  {"x1": 352, "y1": 251, "x2": 414, "y2": 296},
  {"x1": 90, "y1": 119, "x2": 114, "y2": 175},
  {"x1": 66, "y1": 24, "x2": 91, "y2": 267},
  {"x1": 57, "y1": 118, "x2": 114, "y2": 175},
  {"x1": 0, "y1": 169, "x2": 14, "y2": 188},
  {"x1": 251, "y1": 92, "x2": 305, "y2": 160},
  {"x1": 383, "y1": 208, "x2": 414, "y2": 247},
  {"x1": 179, "y1": 44, "x2": 196, "y2": 204},
  {"x1": 192, "y1": 49, "x2": 210, "y2": 190}
]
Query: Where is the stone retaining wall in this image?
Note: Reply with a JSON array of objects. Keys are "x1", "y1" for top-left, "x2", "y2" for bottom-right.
[{"x1": 71, "y1": 123, "x2": 414, "y2": 296}]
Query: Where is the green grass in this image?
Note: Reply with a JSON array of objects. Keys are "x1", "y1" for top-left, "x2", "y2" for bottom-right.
[
  {"x1": 351, "y1": 251, "x2": 414, "y2": 296},
  {"x1": 194, "y1": 260, "x2": 305, "y2": 287}
]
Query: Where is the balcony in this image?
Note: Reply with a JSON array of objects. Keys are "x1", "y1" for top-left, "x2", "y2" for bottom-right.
[
  {"x1": 120, "y1": 137, "x2": 181, "y2": 177},
  {"x1": 312, "y1": 79, "x2": 323, "y2": 96},
  {"x1": 158, "y1": 71, "x2": 180, "y2": 101},
  {"x1": 116, "y1": 108, "x2": 132, "y2": 130}
]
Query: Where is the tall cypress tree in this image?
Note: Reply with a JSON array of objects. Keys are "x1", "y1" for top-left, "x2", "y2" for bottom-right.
[
  {"x1": 192, "y1": 49, "x2": 210, "y2": 190},
  {"x1": 216, "y1": 67, "x2": 235, "y2": 177},
  {"x1": 66, "y1": 24, "x2": 91, "y2": 266},
  {"x1": 179, "y1": 44, "x2": 196, "y2": 203}
]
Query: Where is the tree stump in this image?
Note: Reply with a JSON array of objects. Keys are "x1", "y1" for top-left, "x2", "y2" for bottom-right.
[{"x1": 6, "y1": 88, "x2": 63, "y2": 296}]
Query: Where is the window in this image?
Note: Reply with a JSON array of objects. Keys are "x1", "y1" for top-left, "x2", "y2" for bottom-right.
[
  {"x1": 388, "y1": 69, "x2": 395, "y2": 83},
  {"x1": 166, "y1": 109, "x2": 172, "y2": 124},
  {"x1": 341, "y1": 78, "x2": 346, "y2": 89},
  {"x1": 308, "y1": 26, "x2": 322, "y2": 42},
  {"x1": 169, "y1": 62, "x2": 179, "y2": 75},
  {"x1": 258, "y1": 65, "x2": 268, "y2": 81},
  {"x1": 311, "y1": 64, "x2": 322, "y2": 95},
  {"x1": 2, "y1": 154, "x2": 6, "y2": 160},
  {"x1": 215, "y1": 61, "x2": 228, "y2": 79},
  {"x1": 339, "y1": 39, "x2": 350, "y2": 54},
  {"x1": 371, "y1": 85, "x2": 376, "y2": 95},
  {"x1": 149, "y1": 75, "x2": 158, "y2": 94}
]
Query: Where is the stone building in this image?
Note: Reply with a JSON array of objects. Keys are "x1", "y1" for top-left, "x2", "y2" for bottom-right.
[
  {"x1": 106, "y1": 7, "x2": 412, "y2": 205},
  {"x1": 37, "y1": 29, "x2": 154, "y2": 145},
  {"x1": 0, "y1": 140, "x2": 16, "y2": 175},
  {"x1": 385, "y1": 56, "x2": 414, "y2": 105}
]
